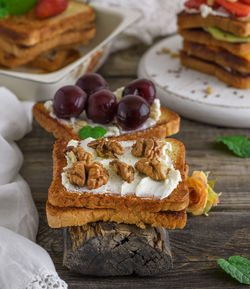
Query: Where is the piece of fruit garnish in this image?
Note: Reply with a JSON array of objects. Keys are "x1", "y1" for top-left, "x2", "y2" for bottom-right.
[
  {"x1": 0, "y1": 0, "x2": 37, "y2": 17},
  {"x1": 53, "y1": 85, "x2": 87, "y2": 119},
  {"x1": 35, "y1": 0, "x2": 69, "y2": 19},
  {"x1": 86, "y1": 89, "x2": 117, "y2": 124},
  {"x1": 122, "y1": 78, "x2": 156, "y2": 105},
  {"x1": 76, "y1": 73, "x2": 108, "y2": 98},
  {"x1": 187, "y1": 171, "x2": 220, "y2": 216},
  {"x1": 117, "y1": 95, "x2": 150, "y2": 131}
]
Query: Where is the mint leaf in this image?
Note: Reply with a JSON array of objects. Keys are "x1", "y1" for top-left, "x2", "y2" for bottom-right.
[
  {"x1": 7, "y1": 0, "x2": 37, "y2": 16},
  {"x1": 215, "y1": 135, "x2": 250, "y2": 158},
  {"x1": 0, "y1": 0, "x2": 8, "y2": 18},
  {"x1": 91, "y1": 126, "x2": 107, "y2": 139},
  {"x1": 217, "y1": 256, "x2": 250, "y2": 285},
  {"x1": 78, "y1": 126, "x2": 107, "y2": 140}
]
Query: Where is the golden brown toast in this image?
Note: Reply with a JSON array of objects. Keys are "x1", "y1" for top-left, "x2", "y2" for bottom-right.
[
  {"x1": 0, "y1": 26, "x2": 95, "y2": 67},
  {"x1": 46, "y1": 202, "x2": 187, "y2": 229},
  {"x1": 179, "y1": 28, "x2": 250, "y2": 58},
  {"x1": 48, "y1": 138, "x2": 189, "y2": 212},
  {"x1": 183, "y1": 40, "x2": 250, "y2": 74},
  {"x1": 178, "y1": 11, "x2": 250, "y2": 37},
  {"x1": 0, "y1": 1, "x2": 95, "y2": 46},
  {"x1": 33, "y1": 103, "x2": 180, "y2": 141},
  {"x1": 30, "y1": 48, "x2": 81, "y2": 72},
  {"x1": 180, "y1": 51, "x2": 250, "y2": 89}
]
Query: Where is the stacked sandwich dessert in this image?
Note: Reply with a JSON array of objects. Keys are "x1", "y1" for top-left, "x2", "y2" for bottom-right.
[
  {"x1": 33, "y1": 74, "x2": 191, "y2": 229},
  {"x1": 178, "y1": 0, "x2": 250, "y2": 89},
  {"x1": 34, "y1": 73, "x2": 220, "y2": 231},
  {"x1": 0, "y1": 0, "x2": 95, "y2": 72}
]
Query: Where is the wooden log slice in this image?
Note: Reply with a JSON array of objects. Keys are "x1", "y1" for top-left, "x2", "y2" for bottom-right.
[{"x1": 63, "y1": 222, "x2": 173, "y2": 276}]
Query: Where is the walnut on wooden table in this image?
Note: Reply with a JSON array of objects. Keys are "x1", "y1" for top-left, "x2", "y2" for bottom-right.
[
  {"x1": 88, "y1": 138, "x2": 124, "y2": 158},
  {"x1": 67, "y1": 161, "x2": 86, "y2": 187},
  {"x1": 87, "y1": 162, "x2": 109, "y2": 190},
  {"x1": 132, "y1": 138, "x2": 163, "y2": 160},
  {"x1": 135, "y1": 158, "x2": 167, "y2": 181},
  {"x1": 109, "y1": 159, "x2": 134, "y2": 183}
]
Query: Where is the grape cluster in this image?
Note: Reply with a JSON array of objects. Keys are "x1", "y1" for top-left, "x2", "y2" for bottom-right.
[{"x1": 53, "y1": 73, "x2": 156, "y2": 130}]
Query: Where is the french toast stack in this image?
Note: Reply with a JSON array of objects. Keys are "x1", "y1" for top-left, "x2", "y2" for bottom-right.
[
  {"x1": 0, "y1": 0, "x2": 95, "y2": 71},
  {"x1": 46, "y1": 137, "x2": 189, "y2": 229},
  {"x1": 178, "y1": 0, "x2": 250, "y2": 89}
]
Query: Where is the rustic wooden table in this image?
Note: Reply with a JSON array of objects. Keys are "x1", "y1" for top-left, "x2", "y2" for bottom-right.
[{"x1": 18, "y1": 43, "x2": 250, "y2": 289}]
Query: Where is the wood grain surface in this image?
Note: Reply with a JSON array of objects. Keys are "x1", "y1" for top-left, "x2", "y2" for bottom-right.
[{"x1": 17, "y1": 42, "x2": 250, "y2": 289}]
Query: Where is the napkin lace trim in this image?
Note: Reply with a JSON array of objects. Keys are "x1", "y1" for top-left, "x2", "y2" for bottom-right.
[{"x1": 25, "y1": 273, "x2": 68, "y2": 289}]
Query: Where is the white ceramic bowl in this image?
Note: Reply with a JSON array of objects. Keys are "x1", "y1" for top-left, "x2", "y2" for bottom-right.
[{"x1": 0, "y1": 5, "x2": 141, "y2": 101}]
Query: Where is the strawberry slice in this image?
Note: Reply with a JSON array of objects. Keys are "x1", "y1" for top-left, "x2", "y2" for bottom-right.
[
  {"x1": 35, "y1": 0, "x2": 69, "y2": 19},
  {"x1": 184, "y1": 0, "x2": 207, "y2": 9},
  {"x1": 214, "y1": 0, "x2": 250, "y2": 17},
  {"x1": 240, "y1": 0, "x2": 250, "y2": 5}
]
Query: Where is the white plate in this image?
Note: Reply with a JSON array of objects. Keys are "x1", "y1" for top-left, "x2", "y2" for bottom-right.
[
  {"x1": 0, "y1": 5, "x2": 141, "y2": 101},
  {"x1": 138, "y1": 35, "x2": 250, "y2": 128}
]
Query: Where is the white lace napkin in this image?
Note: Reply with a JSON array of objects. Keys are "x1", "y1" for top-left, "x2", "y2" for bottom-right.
[
  {"x1": 0, "y1": 227, "x2": 67, "y2": 289},
  {"x1": 0, "y1": 87, "x2": 67, "y2": 288},
  {"x1": 91, "y1": 0, "x2": 186, "y2": 51}
]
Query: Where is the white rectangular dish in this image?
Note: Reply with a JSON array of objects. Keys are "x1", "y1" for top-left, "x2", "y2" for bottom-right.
[{"x1": 0, "y1": 5, "x2": 141, "y2": 101}]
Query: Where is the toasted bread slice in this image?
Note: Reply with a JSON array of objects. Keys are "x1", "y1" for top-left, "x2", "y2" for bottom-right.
[
  {"x1": 179, "y1": 28, "x2": 250, "y2": 58},
  {"x1": 30, "y1": 48, "x2": 80, "y2": 72},
  {"x1": 180, "y1": 51, "x2": 250, "y2": 89},
  {"x1": 178, "y1": 11, "x2": 250, "y2": 37},
  {"x1": 0, "y1": 26, "x2": 95, "y2": 68},
  {"x1": 33, "y1": 103, "x2": 180, "y2": 141},
  {"x1": 0, "y1": 23, "x2": 93, "y2": 57},
  {"x1": 46, "y1": 202, "x2": 187, "y2": 229},
  {"x1": 48, "y1": 138, "x2": 189, "y2": 212},
  {"x1": 183, "y1": 40, "x2": 250, "y2": 74},
  {"x1": 0, "y1": 1, "x2": 95, "y2": 46}
]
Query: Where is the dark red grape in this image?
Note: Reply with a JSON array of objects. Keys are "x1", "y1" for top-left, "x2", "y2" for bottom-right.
[
  {"x1": 86, "y1": 89, "x2": 117, "y2": 124},
  {"x1": 122, "y1": 78, "x2": 156, "y2": 105},
  {"x1": 75, "y1": 73, "x2": 108, "y2": 97},
  {"x1": 53, "y1": 85, "x2": 87, "y2": 119},
  {"x1": 117, "y1": 95, "x2": 150, "y2": 130}
]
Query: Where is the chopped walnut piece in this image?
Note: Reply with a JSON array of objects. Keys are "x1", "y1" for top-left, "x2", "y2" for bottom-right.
[
  {"x1": 88, "y1": 138, "x2": 124, "y2": 158},
  {"x1": 87, "y1": 162, "x2": 109, "y2": 190},
  {"x1": 109, "y1": 159, "x2": 135, "y2": 183},
  {"x1": 135, "y1": 158, "x2": 167, "y2": 181},
  {"x1": 65, "y1": 146, "x2": 93, "y2": 167},
  {"x1": 67, "y1": 161, "x2": 86, "y2": 187},
  {"x1": 132, "y1": 138, "x2": 163, "y2": 160}
]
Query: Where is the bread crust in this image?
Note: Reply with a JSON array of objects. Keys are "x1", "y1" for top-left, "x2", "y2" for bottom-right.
[
  {"x1": 183, "y1": 40, "x2": 250, "y2": 74},
  {"x1": 0, "y1": 26, "x2": 95, "y2": 67},
  {"x1": 180, "y1": 51, "x2": 250, "y2": 89},
  {"x1": 46, "y1": 202, "x2": 187, "y2": 229},
  {"x1": 179, "y1": 29, "x2": 250, "y2": 57},
  {"x1": 178, "y1": 11, "x2": 250, "y2": 37},
  {"x1": 33, "y1": 103, "x2": 180, "y2": 141},
  {"x1": 0, "y1": 1, "x2": 95, "y2": 46},
  {"x1": 48, "y1": 138, "x2": 189, "y2": 212}
]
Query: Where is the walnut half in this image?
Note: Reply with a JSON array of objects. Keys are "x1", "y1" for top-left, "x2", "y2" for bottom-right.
[
  {"x1": 88, "y1": 138, "x2": 124, "y2": 158},
  {"x1": 65, "y1": 146, "x2": 93, "y2": 167},
  {"x1": 67, "y1": 161, "x2": 86, "y2": 187},
  {"x1": 132, "y1": 138, "x2": 163, "y2": 160},
  {"x1": 109, "y1": 159, "x2": 134, "y2": 183},
  {"x1": 87, "y1": 162, "x2": 109, "y2": 190},
  {"x1": 135, "y1": 158, "x2": 167, "y2": 181}
]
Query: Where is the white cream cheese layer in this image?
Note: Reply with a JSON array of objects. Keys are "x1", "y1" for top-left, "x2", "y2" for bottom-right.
[
  {"x1": 185, "y1": 5, "x2": 230, "y2": 18},
  {"x1": 61, "y1": 138, "x2": 182, "y2": 200},
  {"x1": 44, "y1": 87, "x2": 162, "y2": 138}
]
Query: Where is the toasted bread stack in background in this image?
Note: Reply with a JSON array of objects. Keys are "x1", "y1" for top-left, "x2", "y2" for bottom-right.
[
  {"x1": 178, "y1": 0, "x2": 250, "y2": 89},
  {"x1": 0, "y1": 0, "x2": 95, "y2": 72},
  {"x1": 46, "y1": 138, "x2": 189, "y2": 229}
]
